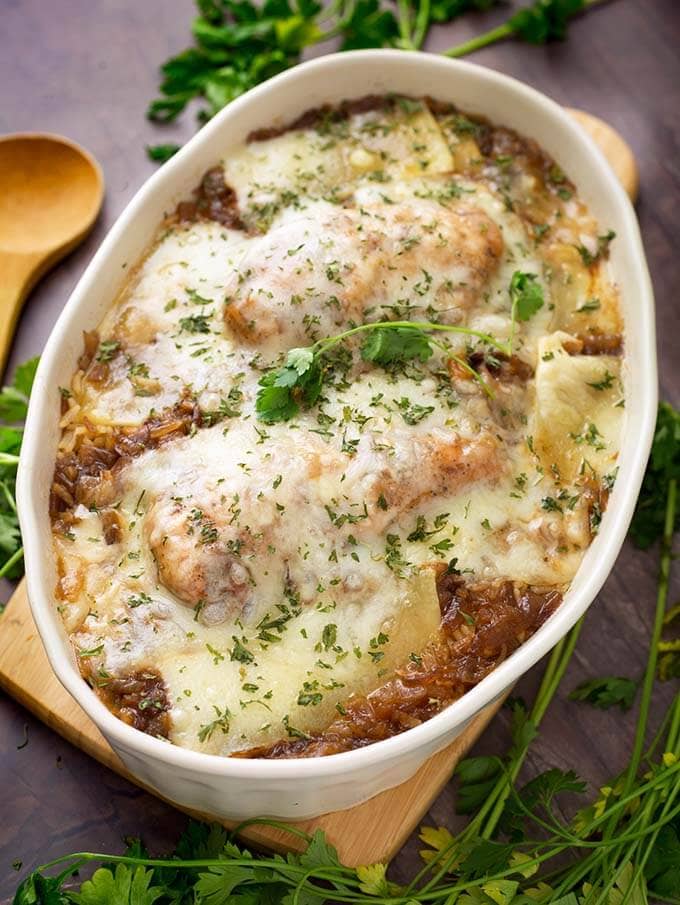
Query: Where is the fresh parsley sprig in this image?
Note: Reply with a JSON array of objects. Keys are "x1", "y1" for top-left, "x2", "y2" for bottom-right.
[
  {"x1": 255, "y1": 319, "x2": 501, "y2": 422},
  {"x1": 145, "y1": 0, "x2": 610, "y2": 160},
  {"x1": 443, "y1": 0, "x2": 606, "y2": 58},
  {"x1": 568, "y1": 675, "x2": 639, "y2": 711},
  {"x1": 255, "y1": 269, "x2": 543, "y2": 423},
  {"x1": 0, "y1": 357, "x2": 38, "y2": 591},
  {"x1": 507, "y1": 269, "x2": 544, "y2": 352}
]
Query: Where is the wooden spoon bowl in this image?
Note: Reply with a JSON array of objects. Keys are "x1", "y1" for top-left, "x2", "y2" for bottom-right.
[{"x1": 0, "y1": 133, "x2": 104, "y2": 376}]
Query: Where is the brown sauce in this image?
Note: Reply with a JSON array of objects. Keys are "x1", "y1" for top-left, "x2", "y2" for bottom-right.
[
  {"x1": 247, "y1": 94, "x2": 393, "y2": 142},
  {"x1": 173, "y1": 165, "x2": 244, "y2": 229},
  {"x1": 51, "y1": 374, "x2": 207, "y2": 527},
  {"x1": 85, "y1": 668, "x2": 171, "y2": 738},
  {"x1": 577, "y1": 333, "x2": 623, "y2": 356}
]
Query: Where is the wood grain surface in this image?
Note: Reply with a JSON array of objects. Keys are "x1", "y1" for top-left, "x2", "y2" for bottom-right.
[{"x1": 1, "y1": 0, "x2": 679, "y2": 898}]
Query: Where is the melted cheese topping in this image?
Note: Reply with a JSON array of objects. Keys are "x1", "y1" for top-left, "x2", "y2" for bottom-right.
[{"x1": 52, "y1": 98, "x2": 624, "y2": 755}]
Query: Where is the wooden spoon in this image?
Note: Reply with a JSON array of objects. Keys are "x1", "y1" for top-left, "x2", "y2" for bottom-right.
[{"x1": 0, "y1": 133, "x2": 104, "y2": 377}]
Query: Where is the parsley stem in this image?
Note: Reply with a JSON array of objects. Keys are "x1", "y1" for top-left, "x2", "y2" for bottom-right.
[
  {"x1": 479, "y1": 616, "x2": 584, "y2": 840},
  {"x1": 429, "y1": 339, "x2": 494, "y2": 397},
  {"x1": 396, "y1": 0, "x2": 415, "y2": 48},
  {"x1": 441, "y1": 0, "x2": 607, "y2": 59},
  {"x1": 411, "y1": 619, "x2": 584, "y2": 897},
  {"x1": 442, "y1": 22, "x2": 514, "y2": 58},
  {"x1": 598, "y1": 478, "x2": 676, "y2": 858},
  {"x1": 0, "y1": 452, "x2": 19, "y2": 466},
  {"x1": 616, "y1": 778, "x2": 680, "y2": 905},
  {"x1": 412, "y1": 0, "x2": 431, "y2": 50},
  {"x1": 0, "y1": 545, "x2": 23, "y2": 579},
  {"x1": 229, "y1": 816, "x2": 313, "y2": 844},
  {"x1": 313, "y1": 319, "x2": 506, "y2": 358}
]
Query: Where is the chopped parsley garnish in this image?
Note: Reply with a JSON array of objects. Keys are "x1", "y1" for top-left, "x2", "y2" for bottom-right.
[
  {"x1": 197, "y1": 705, "x2": 231, "y2": 742},
  {"x1": 230, "y1": 636, "x2": 254, "y2": 664},
  {"x1": 201, "y1": 385, "x2": 244, "y2": 424},
  {"x1": 282, "y1": 715, "x2": 309, "y2": 739},
  {"x1": 384, "y1": 533, "x2": 410, "y2": 576},
  {"x1": 571, "y1": 422, "x2": 606, "y2": 450},
  {"x1": 297, "y1": 681, "x2": 323, "y2": 707},
  {"x1": 205, "y1": 643, "x2": 225, "y2": 665},
  {"x1": 128, "y1": 592, "x2": 152, "y2": 608},
  {"x1": 576, "y1": 229, "x2": 616, "y2": 267},
  {"x1": 407, "y1": 512, "x2": 449, "y2": 542},
  {"x1": 395, "y1": 397, "x2": 435, "y2": 425},
  {"x1": 576, "y1": 297, "x2": 601, "y2": 313},
  {"x1": 78, "y1": 643, "x2": 104, "y2": 658},
  {"x1": 587, "y1": 370, "x2": 616, "y2": 391},
  {"x1": 321, "y1": 624, "x2": 338, "y2": 650},
  {"x1": 179, "y1": 314, "x2": 211, "y2": 334},
  {"x1": 95, "y1": 339, "x2": 121, "y2": 363},
  {"x1": 185, "y1": 288, "x2": 213, "y2": 305}
]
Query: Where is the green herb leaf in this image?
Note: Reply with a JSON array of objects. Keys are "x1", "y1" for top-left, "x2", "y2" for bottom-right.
[
  {"x1": 11, "y1": 357, "x2": 40, "y2": 398},
  {"x1": 454, "y1": 755, "x2": 503, "y2": 814},
  {"x1": 645, "y1": 824, "x2": 680, "y2": 897},
  {"x1": 179, "y1": 314, "x2": 212, "y2": 334},
  {"x1": 443, "y1": 0, "x2": 596, "y2": 57},
  {"x1": 509, "y1": 271, "x2": 544, "y2": 323},
  {"x1": 255, "y1": 349, "x2": 322, "y2": 423},
  {"x1": 174, "y1": 821, "x2": 230, "y2": 860},
  {"x1": 256, "y1": 320, "x2": 503, "y2": 423},
  {"x1": 145, "y1": 143, "x2": 181, "y2": 163},
  {"x1": 430, "y1": 0, "x2": 501, "y2": 25},
  {"x1": 356, "y1": 862, "x2": 390, "y2": 896},
  {"x1": 360, "y1": 326, "x2": 433, "y2": 366},
  {"x1": 194, "y1": 862, "x2": 257, "y2": 904},
  {"x1": 69, "y1": 864, "x2": 165, "y2": 905},
  {"x1": 0, "y1": 356, "x2": 39, "y2": 422},
  {"x1": 510, "y1": 0, "x2": 586, "y2": 45},
  {"x1": 630, "y1": 402, "x2": 680, "y2": 548},
  {"x1": 458, "y1": 840, "x2": 514, "y2": 879},
  {"x1": 576, "y1": 228, "x2": 616, "y2": 267},
  {"x1": 0, "y1": 357, "x2": 38, "y2": 582},
  {"x1": 568, "y1": 675, "x2": 639, "y2": 711},
  {"x1": 338, "y1": 0, "x2": 399, "y2": 50},
  {"x1": 500, "y1": 768, "x2": 586, "y2": 841},
  {"x1": 299, "y1": 829, "x2": 341, "y2": 869}
]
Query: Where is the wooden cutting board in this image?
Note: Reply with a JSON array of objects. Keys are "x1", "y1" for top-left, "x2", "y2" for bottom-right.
[{"x1": 0, "y1": 110, "x2": 637, "y2": 867}]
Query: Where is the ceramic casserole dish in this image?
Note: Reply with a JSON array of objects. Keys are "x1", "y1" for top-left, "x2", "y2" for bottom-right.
[{"x1": 17, "y1": 49, "x2": 656, "y2": 820}]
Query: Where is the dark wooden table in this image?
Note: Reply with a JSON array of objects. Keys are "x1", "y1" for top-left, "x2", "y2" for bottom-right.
[{"x1": 1, "y1": 0, "x2": 679, "y2": 898}]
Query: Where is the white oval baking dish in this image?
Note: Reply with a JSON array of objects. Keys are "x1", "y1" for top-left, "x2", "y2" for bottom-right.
[{"x1": 17, "y1": 49, "x2": 657, "y2": 821}]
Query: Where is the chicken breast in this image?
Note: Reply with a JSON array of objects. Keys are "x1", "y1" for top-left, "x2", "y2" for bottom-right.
[
  {"x1": 143, "y1": 418, "x2": 502, "y2": 625},
  {"x1": 224, "y1": 199, "x2": 503, "y2": 349}
]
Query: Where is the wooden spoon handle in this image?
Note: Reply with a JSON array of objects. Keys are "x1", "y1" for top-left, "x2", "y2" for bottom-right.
[{"x1": 0, "y1": 251, "x2": 41, "y2": 379}]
